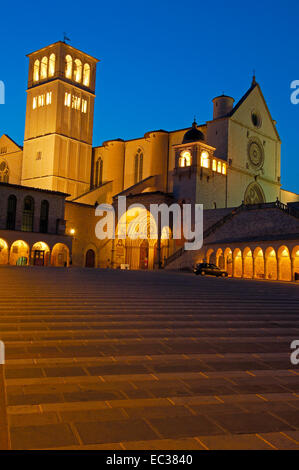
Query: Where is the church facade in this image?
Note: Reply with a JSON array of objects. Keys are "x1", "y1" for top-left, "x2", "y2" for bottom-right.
[{"x1": 0, "y1": 41, "x2": 298, "y2": 279}]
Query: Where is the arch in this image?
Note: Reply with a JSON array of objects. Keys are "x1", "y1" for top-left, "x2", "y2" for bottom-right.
[
  {"x1": 206, "y1": 249, "x2": 214, "y2": 264},
  {"x1": 6, "y1": 194, "x2": 17, "y2": 230},
  {"x1": 83, "y1": 63, "x2": 90, "y2": 87},
  {"x1": 74, "y1": 59, "x2": 82, "y2": 82},
  {"x1": 40, "y1": 56, "x2": 48, "y2": 79},
  {"x1": 0, "y1": 238, "x2": 9, "y2": 265},
  {"x1": 10, "y1": 240, "x2": 29, "y2": 266},
  {"x1": 224, "y1": 247, "x2": 233, "y2": 276},
  {"x1": 33, "y1": 59, "x2": 40, "y2": 82},
  {"x1": 22, "y1": 196, "x2": 34, "y2": 232},
  {"x1": 48, "y1": 53, "x2": 55, "y2": 77},
  {"x1": 244, "y1": 182, "x2": 265, "y2": 205},
  {"x1": 51, "y1": 243, "x2": 70, "y2": 267},
  {"x1": 95, "y1": 157, "x2": 103, "y2": 187},
  {"x1": 179, "y1": 150, "x2": 191, "y2": 168},
  {"x1": 85, "y1": 249, "x2": 95, "y2": 268},
  {"x1": 65, "y1": 55, "x2": 73, "y2": 79},
  {"x1": 233, "y1": 248, "x2": 242, "y2": 278},
  {"x1": 134, "y1": 148, "x2": 143, "y2": 184},
  {"x1": 265, "y1": 247, "x2": 277, "y2": 280},
  {"x1": 31, "y1": 241, "x2": 50, "y2": 266},
  {"x1": 0, "y1": 160, "x2": 9, "y2": 182},
  {"x1": 216, "y1": 248, "x2": 224, "y2": 269},
  {"x1": 243, "y1": 247, "x2": 253, "y2": 278},
  {"x1": 253, "y1": 247, "x2": 265, "y2": 279},
  {"x1": 39, "y1": 200, "x2": 49, "y2": 233},
  {"x1": 277, "y1": 245, "x2": 292, "y2": 281},
  {"x1": 292, "y1": 246, "x2": 299, "y2": 281}
]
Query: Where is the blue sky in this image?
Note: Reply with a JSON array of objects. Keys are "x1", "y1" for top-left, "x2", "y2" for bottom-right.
[{"x1": 0, "y1": 0, "x2": 298, "y2": 193}]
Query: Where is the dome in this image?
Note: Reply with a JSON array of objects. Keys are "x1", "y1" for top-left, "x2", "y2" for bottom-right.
[{"x1": 182, "y1": 120, "x2": 205, "y2": 144}]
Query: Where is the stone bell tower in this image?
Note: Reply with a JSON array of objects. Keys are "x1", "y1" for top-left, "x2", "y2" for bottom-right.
[{"x1": 21, "y1": 41, "x2": 99, "y2": 199}]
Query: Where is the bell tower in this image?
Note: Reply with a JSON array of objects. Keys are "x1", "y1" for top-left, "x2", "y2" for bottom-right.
[{"x1": 21, "y1": 41, "x2": 99, "y2": 199}]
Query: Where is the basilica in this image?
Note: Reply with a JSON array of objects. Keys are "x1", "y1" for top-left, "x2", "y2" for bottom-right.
[{"x1": 0, "y1": 41, "x2": 298, "y2": 280}]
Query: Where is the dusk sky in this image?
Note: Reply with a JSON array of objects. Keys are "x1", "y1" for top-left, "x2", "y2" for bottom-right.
[{"x1": 0, "y1": 0, "x2": 298, "y2": 193}]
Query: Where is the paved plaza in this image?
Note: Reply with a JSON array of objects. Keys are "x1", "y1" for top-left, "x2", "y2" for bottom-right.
[{"x1": 0, "y1": 266, "x2": 299, "y2": 450}]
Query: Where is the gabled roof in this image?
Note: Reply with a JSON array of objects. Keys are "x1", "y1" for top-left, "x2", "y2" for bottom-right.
[
  {"x1": 228, "y1": 80, "x2": 281, "y2": 142},
  {"x1": 0, "y1": 134, "x2": 23, "y2": 150}
]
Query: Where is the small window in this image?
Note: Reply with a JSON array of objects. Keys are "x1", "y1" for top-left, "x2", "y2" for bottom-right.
[
  {"x1": 81, "y1": 99, "x2": 87, "y2": 113},
  {"x1": 95, "y1": 157, "x2": 103, "y2": 187},
  {"x1": 22, "y1": 196, "x2": 34, "y2": 232},
  {"x1": 217, "y1": 161, "x2": 222, "y2": 173},
  {"x1": 212, "y1": 159, "x2": 217, "y2": 172},
  {"x1": 46, "y1": 91, "x2": 52, "y2": 105},
  {"x1": 222, "y1": 163, "x2": 226, "y2": 175},
  {"x1": 32, "y1": 97, "x2": 37, "y2": 109},
  {"x1": 6, "y1": 195, "x2": 17, "y2": 230},
  {"x1": 134, "y1": 149, "x2": 144, "y2": 184},
  {"x1": 64, "y1": 92, "x2": 71, "y2": 107},
  {"x1": 36, "y1": 151, "x2": 42, "y2": 160},
  {"x1": 40, "y1": 200, "x2": 49, "y2": 233}
]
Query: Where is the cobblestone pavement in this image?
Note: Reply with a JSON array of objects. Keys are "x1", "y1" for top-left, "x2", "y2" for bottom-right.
[{"x1": 1, "y1": 266, "x2": 299, "y2": 450}]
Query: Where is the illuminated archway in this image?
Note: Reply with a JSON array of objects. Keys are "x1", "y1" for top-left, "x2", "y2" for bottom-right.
[
  {"x1": 243, "y1": 247, "x2": 253, "y2": 278},
  {"x1": 0, "y1": 239, "x2": 8, "y2": 265},
  {"x1": 10, "y1": 240, "x2": 29, "y2": 266},
  {"x1": 224, "y1": 248, "x2": 233, "y2": 276},
  {"x1": 51, "y1": 243, "x2": 70, "y2": 267},
  {"x1": 265, "y1": 247, "x2": 277, "y2": 280},
  {"x1": 216, "y1": 248, "x2": 224, "y2": 269},
  {"x1": 31, "y1": 241, "x2": 50, "y2": 266},
  {"x1": 253, "y1": 247, "x2": 265, "y2": 279},
  {"x1": 233, "y1": 248, "x2": 242, "y2": 278},
  {"x1": 277, "y1": 246, "x2": 292, "y2": 281},
  {"x1": 206, "y1": 249, "x2": 214, "y2": 264},
  {"x1": 292, "y1": 246, "x2": 299, "y2": 281}
]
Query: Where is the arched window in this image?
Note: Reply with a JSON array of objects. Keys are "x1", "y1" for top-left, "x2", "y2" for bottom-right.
[
  {"x1": 33, "y1": 59, "x2": 40, "y2": 82},
  {"x1": 40, "y1": 56, "x2": 48, "y2": 79},
  {"x1": 48, "y1": 53, "x2": 55, "y2": 77},
  {"x1": 22, "y1": 196, "x2": 34, "y2": 232},
  {"x1": 95, "y1": 157, "x2": 103, "y2": 187},
  {"x1": 6, "y1": 195, "x2": 17, "y2": 230},
  {"x1": 179, "y1": 150, "x2": 191, "y2": 168},
  {"x1": 83, "y1": 63, "x2": 90, "y2": 87},
  {"x1": 0, "y1": 161, "x2": 9, "y2": 182},
  {"x1": 39, "y1": 200, "x2": 49, "y2": 233},
  {"x1": 65, "y1": 55, "x2": 72, "y2": 79},
  {"x1": 134, "y1": 149, "x2": 143, "y2": 184},
  {"x1": 200, "y1": 151, "x2": 209, "y2": 168},
  {"x1": 74, "y1": 59, "x2": 82, "y2": 82}
]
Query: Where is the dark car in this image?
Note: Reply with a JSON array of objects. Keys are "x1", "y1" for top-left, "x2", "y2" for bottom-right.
[{"x1": 194, "y1": 263, "x2": 228, "y2": 277}]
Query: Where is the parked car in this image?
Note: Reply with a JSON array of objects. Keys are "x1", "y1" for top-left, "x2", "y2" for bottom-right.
[{"x1": 194, "y1": 263, "x2": 228, "y2": 277}]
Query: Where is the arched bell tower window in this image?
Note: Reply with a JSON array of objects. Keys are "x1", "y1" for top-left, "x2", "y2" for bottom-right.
[
  {"x1": 134, "y1": 149, "x2": 143, "y2": 184},
  {"x1": 74, "y1": 59, "x2": 82, "y2": 83},
  {"x1": 33, "y1": 59, "x2": 40, "y2": 82},
  {"x1": 65, "y1": 55, "x2": 73, "y2": 79},
  {"x1": 48, "y1": 54, "x2": 55, "y2": 77},
  {"x1": 6, "y1": 195, "x2": 17, "y2": 230},
  {"x1": 95, "y1": 157, "x2": 103, "y2": 187},
  {"x1": 22, "y1": 196, "x2": 35, "y2": 232},
  {"x1": 83, "y1": 63, "x2": 90, "y2": 87},
  {"x1": 0, "y1": 161, "x2": 9, "y2": 182},
  {"x1": 40, "y1": 56, "x2": 48, "y2": 79}
]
